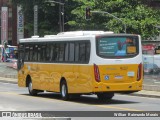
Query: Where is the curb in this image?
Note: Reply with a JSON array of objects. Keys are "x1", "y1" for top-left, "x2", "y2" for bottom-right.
[
  {"x1": 0, "y1": 77, "x2": 17, "y2": 84},
  {"x1": 0, "y1": 75, "x2": 17, "y2": 79},
  {"x1": 129, "y1": 93, "x2": 160, "y2": 98},
  {"x1": 143, "y1": 84, "x2": 160, "y2": 91},
  {"x1": 0, "y1": 80, "x2": 17, "y2": 84}
]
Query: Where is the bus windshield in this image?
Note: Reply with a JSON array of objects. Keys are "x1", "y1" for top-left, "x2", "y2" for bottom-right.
[{"x1": 96, "y1": 35, "x2": 139, "y2": 58}]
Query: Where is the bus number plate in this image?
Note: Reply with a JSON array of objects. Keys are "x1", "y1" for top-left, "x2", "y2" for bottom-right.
[{"x1": 115, "y1": 75, "x2": 123, "y2": 79}]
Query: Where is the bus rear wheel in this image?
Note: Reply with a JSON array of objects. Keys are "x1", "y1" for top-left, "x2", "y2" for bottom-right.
[
  {"x1": 60, "y1": 81, "x2": 69, "y2": 100},
  {"x1": 97, "y1": 92, "x2": 114, "y2": 101},
  {"x1": 28, "y1": 80, "x2": 38, "y2": 96}
]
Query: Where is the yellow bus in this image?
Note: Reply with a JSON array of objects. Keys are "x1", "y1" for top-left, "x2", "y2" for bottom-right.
[{"x1": 18, "y1": 31, "x2": 143, "y2": 101}]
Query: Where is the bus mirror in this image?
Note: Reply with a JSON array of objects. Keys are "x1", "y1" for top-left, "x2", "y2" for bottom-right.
[{"x1": 14, "y1": 50, "x2": 18, "y2": 59}]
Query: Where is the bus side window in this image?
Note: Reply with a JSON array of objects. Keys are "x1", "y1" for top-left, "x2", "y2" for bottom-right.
[
  {"x1": 50, "y1": 44, "x2": 54, "y2": 61},
  {"x1": 24, "y1": 45, "x2": 29, "y2": 61},
  {"x1": 37, "y1": 45, "x2": 41, "y2": 62},
  {"x1": 33, "y1": 45, "x2": 38, "y2": 61},
  {"x1": 54, "y1": 44, "x2": 59, "y2": 61},
  {"x1": 29, "y1": 45, "x2": 34, "y2": 61},
  {"x1": 40, "y1": 45, "x2": 46, "y2": 62},
  {"x1": 50, "y1": 44, "x2": 58, "y2": 62},
  {"x1": 79, "y1": 41, "x2": 90, "y2": 63},
  {"x1": 65, "y1": 43, "x2": 69, "y2": 62},
  {"x1": 79, "y1": 43, "x2": 86, "y2": 62},
  {"x1": 86, "y1": 42, "x2": 90, "y2": 62},
  {"x1": 46, "y1": 44, "x2": 51, "y2": 61},
  {"x1": 75, "y1": 43, "x2": 79, "y2": 62},
  {"x1": 69, "y1": 43, "x2": 75, "y2": 62},
  {"x1": 19, "y1": 44, "x2": 24, "y2": 61},
  {"x1": 59, "y1": 43, "x2": 65, "y2": 61}
]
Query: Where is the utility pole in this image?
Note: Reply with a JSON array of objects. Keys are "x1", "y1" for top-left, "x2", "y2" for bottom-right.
[
  {"x1": 47, "y1": 0, "x2": 65, "y2": 32},
  {"x1": 61, "y1": 3, "x2": 64, "y2": 32},
  {"x1": 59, "y1": 0, "x2": 62, "y2": 32},
  {"x1": 91, "y1": 11, "x2": 127, "y2": 33}
]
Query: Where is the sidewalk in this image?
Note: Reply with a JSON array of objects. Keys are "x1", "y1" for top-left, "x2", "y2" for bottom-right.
[
  {"x1": 130, "y1": 90, "x2": 160, "y2": 98},
  {"x1": 0, "y1": 62, "x2": 17, "y2": 79},
  {"x1": 0, "y1": 77, "x2": 17, "y2": 84}
]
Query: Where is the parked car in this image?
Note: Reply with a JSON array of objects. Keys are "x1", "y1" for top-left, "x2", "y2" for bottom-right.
[{"x1": 144, "y1": 64, "x2": 160, "y2": 75}]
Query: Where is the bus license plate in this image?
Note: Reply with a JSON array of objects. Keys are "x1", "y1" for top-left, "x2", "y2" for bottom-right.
[{"x1": 115, "y1": 75, "x2": 123, "y2": 79}]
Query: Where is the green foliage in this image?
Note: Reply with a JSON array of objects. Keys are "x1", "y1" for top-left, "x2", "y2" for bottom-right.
[
  {"x1": 12, "y1": 0, "x2": 160, "y2": 40},
  {"x1": 69, "y1": 0, "x2": 160, "y2": 40}
]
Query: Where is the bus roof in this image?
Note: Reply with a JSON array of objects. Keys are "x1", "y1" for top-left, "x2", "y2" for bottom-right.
[
  {"x1": 19, "y1": 31, "x2": 114, "y2": 43},
  {"x1": 19, "y1": 31, "x2": 140, "y2": 43},
  {"x1": 57, "y1": 31, "x2": 114, "y2": 36}
]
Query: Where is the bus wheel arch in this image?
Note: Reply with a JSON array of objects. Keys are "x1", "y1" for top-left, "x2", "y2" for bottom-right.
[
  {"x1": 26, "y1": 75, "x2": 37, "y2": 96},
  {"x1": 26, "y1": 75, "x2": 31, "y2": 87},
  {"x1": 60, "y1": 77, "x2": 69, "y2": 100}
]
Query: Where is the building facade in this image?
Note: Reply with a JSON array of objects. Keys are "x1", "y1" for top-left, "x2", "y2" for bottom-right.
[{"x1": 0, "y1": 0, "x2": 17, "y2": 46}]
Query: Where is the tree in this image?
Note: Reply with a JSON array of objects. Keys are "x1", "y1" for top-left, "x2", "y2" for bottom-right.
[
  {"x1": 13, "y1": 0, "x2": 160, "y2": 40},
  {"x1": 69, "y1": 0, "x2": 160, "y2": 40}
]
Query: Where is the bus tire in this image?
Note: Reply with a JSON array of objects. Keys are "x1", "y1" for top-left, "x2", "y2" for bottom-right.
[
  {"x1": 28, "y1": 80, "x2": 38, "y2": 96},
  {"x1": 60, "y1": 81, "x2": 69, "y2": 100},
  {"x1": 97, "y1": 92, "x2": 114, "y2": 101}
]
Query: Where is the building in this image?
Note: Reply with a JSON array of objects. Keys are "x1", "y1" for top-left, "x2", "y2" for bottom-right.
[{"x1": 0, "y1": 0, "x2": 17, "y2": 46}]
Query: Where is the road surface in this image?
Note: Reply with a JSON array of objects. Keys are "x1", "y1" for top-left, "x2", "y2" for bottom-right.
[{"x1": 0, "y1": 82, "x2": 160, "y2": 120}]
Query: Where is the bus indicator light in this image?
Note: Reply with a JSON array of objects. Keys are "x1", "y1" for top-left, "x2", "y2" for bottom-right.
[
  {"x1": 94, "y1": 64, "x2": 101, "y2": 82},
  {"x1": 137, "y1": 63, "x2": 142, "y2": 81}
]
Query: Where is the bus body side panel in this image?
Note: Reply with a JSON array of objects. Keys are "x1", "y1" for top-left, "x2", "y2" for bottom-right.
[
  {"x1": 67, "y1": 65, "x2": 93, "y2": 93},
  {"x1": 36, "y1": 64, "x2": 52, "y2": 91},
  {"x1": 18, "y1": 63, "x2": 94, "y2": 93},
  {"x1": 52, "y1": 64, "x2": 93, "y2": 93},
  {"x1": 18, "y1": 63, "x2": 40, "y2": 89},
  {"x1": 18, "y1": 65, "x2": 26, "y2": 87}
]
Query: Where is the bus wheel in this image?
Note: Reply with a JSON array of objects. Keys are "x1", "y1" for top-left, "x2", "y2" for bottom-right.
[
  {"x1": 60, "y1": 81, "x2": 69, "y2": 100},
  {"x1": 28, "y1": 80, "x2": 37, "y2": 96},
  {"x1": 97, "y1": 93, "x2": 114, "y2": 101}
]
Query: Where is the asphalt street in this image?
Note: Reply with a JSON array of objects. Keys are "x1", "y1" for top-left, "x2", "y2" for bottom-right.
[{"x1": 0, "y1": 82, "x2": 160, "y2": 120}]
